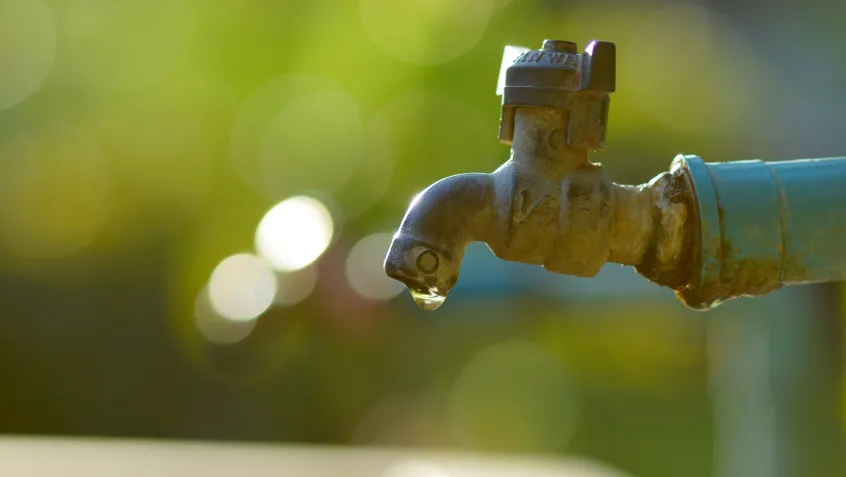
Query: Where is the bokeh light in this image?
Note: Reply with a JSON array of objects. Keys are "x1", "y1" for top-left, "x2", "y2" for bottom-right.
[
  {"x1": 0, "y1": 0, "x2": 55, "y2": 109},
  {"x1": 230, "y1": 74, "x2": 364, "y2": 200},
  {"x1": 255, "y1": 196, "x2": 335, "y2": 272},
  {"x1": 359, "y1": 0, "x2": 494, "y2": 66},
  {"x1": 0, "y1": 123, "x2": 112, "y2": 260},
  {"x1": 208, "y1": 253, "x2": 277, "y2": 322},
  {"x1": 449, "y1": 340, "x2": 579, "y2": 452},
  {"x1": 194, "y1": 286, "x2": 257, "y2": 345},
  {"x1": 55, "y1": 0, "x2": 195, "y2": 89},
  {"x1": 274, "y1": 266, "x2": 318, "y2": 307},
  {"x1": 346, "y1": 232, "x2": 404, "y2": 302}
]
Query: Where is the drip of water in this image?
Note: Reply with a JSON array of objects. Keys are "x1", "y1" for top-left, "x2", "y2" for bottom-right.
[{"x1": 409, "y1": 288, "x2": 445, "y2": 311}]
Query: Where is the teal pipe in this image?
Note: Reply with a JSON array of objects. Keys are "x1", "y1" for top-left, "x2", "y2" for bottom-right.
[{"x1": 675, "y1": 155, "x2": 846, "y2": 309}]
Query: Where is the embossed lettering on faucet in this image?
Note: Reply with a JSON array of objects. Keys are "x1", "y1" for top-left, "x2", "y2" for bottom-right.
[
  {"x1": 514, "y1": 189, "x2": 555, "y2": 223},
  {"x1": 514, "y1": 51, "x2": 578, "y2": 67},
  {"x1": 515, "y1": 51, "x2": 544, "y2": 63},
  {"x1": 546, "y1": 53, "x2": 578, "y2": 67}
]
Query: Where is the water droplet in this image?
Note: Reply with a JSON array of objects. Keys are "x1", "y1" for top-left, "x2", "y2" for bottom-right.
[{"x1": 410, "y1": 288, "x2": 445, "y2": 311}]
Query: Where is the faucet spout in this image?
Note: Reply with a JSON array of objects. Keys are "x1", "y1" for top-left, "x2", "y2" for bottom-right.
[{"x1": 384, "y1": 173, "x2": 495, "y2": 307}]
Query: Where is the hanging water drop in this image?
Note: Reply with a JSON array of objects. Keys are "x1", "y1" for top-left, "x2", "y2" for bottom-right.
[{"x1": 410, "y1": 288, "x2": 445, "y2": 311}]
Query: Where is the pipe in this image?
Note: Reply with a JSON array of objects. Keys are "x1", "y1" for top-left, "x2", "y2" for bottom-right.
[{"x1": 675, "y1": 155, "x2": 846, "y2": 309}]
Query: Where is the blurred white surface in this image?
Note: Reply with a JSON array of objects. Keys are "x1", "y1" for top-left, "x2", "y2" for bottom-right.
[{"x1": 0, "y1": 437, "x2": 633, "y2": 477}]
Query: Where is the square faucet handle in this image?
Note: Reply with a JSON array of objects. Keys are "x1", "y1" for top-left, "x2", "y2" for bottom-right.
[{"x1": 496, "y1": 39, "x2": 615, "y2": 147}]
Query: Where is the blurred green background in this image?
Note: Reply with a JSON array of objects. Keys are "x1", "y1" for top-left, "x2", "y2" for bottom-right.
[{"x1": 0, "y1": 0, "x2": 844, "y2": 476}]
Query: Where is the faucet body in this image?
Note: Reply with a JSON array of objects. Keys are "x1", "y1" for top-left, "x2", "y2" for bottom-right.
[{"x1": 384, "y1": 39, "x2": 846, "y2": 310}]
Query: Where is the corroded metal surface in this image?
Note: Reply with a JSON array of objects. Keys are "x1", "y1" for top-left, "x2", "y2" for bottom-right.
[{"x1": 385, "y1": 39, "x2": 846, "y2": 311}]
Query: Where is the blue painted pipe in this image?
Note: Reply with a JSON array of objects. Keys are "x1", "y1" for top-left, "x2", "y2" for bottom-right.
[{"x1": 674, "y1": 155, "x2": 846, "y2": 309}]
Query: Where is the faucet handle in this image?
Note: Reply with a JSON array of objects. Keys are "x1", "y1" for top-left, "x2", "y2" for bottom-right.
[{"x1": 497, "y1": 39, "x2": 615, "y2": 150}]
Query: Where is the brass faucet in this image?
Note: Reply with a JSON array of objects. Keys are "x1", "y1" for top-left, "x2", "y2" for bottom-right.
[{"x1": 384, "y1": 39, "x2": 846, "y2": 311}]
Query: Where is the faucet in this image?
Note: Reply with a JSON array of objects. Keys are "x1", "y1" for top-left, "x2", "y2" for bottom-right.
[{"x1": 384, "y1": 39, "x2": 846, "y2": 311}]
